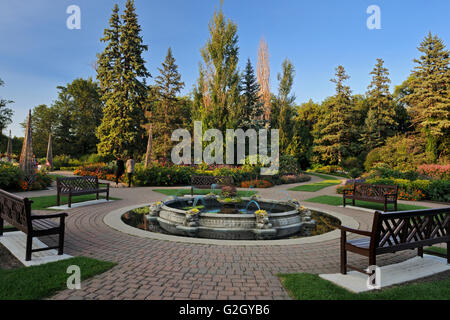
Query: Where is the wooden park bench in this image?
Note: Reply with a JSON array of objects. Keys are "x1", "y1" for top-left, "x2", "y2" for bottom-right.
[
  {"x1": 0, "y1": 189, "x2": 68, "y2": 261},
  {"x1": 191, "y1": 176, "x2": 234, "y2": 196},
  {"x1": 57, "y1": 176, "x2": 110, "y2": 208},
  {"x1": 340, "y1": 207, "x2": 450, "y2": 276},
  {"x1": 343, "y1": 182, "x2": 398, "y2": 212}
]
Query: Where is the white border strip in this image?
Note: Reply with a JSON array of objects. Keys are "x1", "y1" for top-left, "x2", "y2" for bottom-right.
[{"x1": 104, "y1": 203, "x2": 359, "y2": 246}]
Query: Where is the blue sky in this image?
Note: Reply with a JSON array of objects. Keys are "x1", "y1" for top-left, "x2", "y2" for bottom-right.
[{"x1": 0, "y1": 0, "x2": 449, "y2": 137}]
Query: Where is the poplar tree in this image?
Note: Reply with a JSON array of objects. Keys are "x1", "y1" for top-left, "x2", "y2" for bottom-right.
[
  {"x1": 193, "y1": 4, "x2": 240, "y2": 131},
  {"x1": 239, "y1": 58, "x2": 265, "y2": 130},
  {"x1": 402, "y1": 32, "x2": 450, "y2": 158},
  {"x1": 313, "y1": 66, "x2": 354, "y2": 164},
  {"x1": 360, "y1": 58, "x2": 397, "y2": 151},
  {"x1": 153, "y1": 47, "x2": 185, "y2": 159},
  {"x1": 96, "y1": 0, "x2": 150, "y2": 157}
]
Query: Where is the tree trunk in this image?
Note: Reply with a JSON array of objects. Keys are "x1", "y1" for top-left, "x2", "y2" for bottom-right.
[{"x1": 144, "y1": 124, "x2": 153, "y2": 168}]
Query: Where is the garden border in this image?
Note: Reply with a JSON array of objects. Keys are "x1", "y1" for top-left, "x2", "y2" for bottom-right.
[{"x1": 104, "y1": 203, "x2": 359, "y2": 246}]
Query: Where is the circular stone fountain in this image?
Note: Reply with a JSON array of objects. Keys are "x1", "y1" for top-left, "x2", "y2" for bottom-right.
[{"x1": 146, "y1": 196, "x2": 316, "y2": 240}]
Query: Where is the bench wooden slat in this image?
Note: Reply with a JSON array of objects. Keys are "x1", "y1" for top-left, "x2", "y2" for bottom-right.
[
  {"x1": 343, "y1": 182, "x2": 398, "y2": 212},
  {"x1": 0, "y1": 189, "x2": 68, "y2": 261},
  {"x1": 340, "y1": 207, "x2": 450, "y2": 276},
  {"x1": 57, "y1": 176, "x2": 110, "y2": 208}
]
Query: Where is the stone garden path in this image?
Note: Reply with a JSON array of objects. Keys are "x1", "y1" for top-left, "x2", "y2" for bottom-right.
[{"x1": 13, "y1": 173, "x2": 448, "y2": 300}]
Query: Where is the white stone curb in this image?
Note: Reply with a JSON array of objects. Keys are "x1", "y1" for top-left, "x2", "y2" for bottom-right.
[{"x1": 104, "y1": 203, "x2": 359, "y2": 246}]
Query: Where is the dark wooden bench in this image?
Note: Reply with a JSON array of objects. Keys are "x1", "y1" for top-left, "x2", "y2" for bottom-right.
[
  {"x1": 340, "y1": 207, "x2": 450, "y2": 276},
  {"x1": 343, "y1": 182, "x2": 398, "y2": 212},
  {"x1": 191, "y1": 176, "x2": 233, "y2": 196},
  {"x1": 57, "y1": 176, "x2": 110, "y2": 208},
  {"x1": 0, "y1": 189, "x2": 68, "y2": 261}
]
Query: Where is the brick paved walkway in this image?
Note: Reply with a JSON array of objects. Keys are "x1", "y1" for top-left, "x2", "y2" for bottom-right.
[{"x1": 14, "y1": 174, "x2": 447, "y2": 300}]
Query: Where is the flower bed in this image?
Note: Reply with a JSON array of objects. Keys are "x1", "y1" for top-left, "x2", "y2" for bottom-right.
[
  {"x1": 417, "y1": 164, "x2": 450, "y2": 180},
  {"x1": 0, "y1": 162, "x2": 52, "y2": 191},
  {"x1": 240, "y1": 180, "x2": 273, "y2": 188}
]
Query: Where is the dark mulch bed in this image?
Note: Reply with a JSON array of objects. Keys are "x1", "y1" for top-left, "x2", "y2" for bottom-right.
[{"x1": 0, "y1": 243, "x2": 23, "y2": 270}]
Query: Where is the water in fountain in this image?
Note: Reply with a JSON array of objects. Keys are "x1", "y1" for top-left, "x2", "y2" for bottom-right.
[
  {"x1": 268, "y1": 190, "x2": 293, "y2": 213},
  {"x1": 242, "y1": 200, "x2": 261, "y2": 214},
  {"x1": 192, "y1": 196, "x2": 207, "y2": 208}
]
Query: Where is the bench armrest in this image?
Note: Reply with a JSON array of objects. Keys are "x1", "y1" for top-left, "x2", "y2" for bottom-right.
[
  {"x1": 339, "y1": 225, "x2": 372, "y2": 237},
  {"x1": 31, "y1": 213, "x2": 68, "y2": 220}
]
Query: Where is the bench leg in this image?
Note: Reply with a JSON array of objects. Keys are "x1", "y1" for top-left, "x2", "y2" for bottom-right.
[
  {"x1": 352, "y1": 198, "x2": 355, "y2": 206},
  {"x1": 369, "y1": 255, "x2": 377, "y2": 285},
  {"x1": 68, "y1": 194, "x2": 72, "y2": 208},
  {"x1": 340, "y1": 230, "x2": 347, "y2": 274},
  {"x1": 57, "y1": 193, "x2": 60, "y2": 206},
  {"x1": 418, "y1": 247, "x2": 424, "y2": 258},
  {"x1": 107, "y1": 190, "x2": 110, "y2": 201},
  {"x1": 96, "y1": 192, "x2": 99, "y2": 201},
  {"x1": 447, "y1": 242, "x2": 449, "y2": 264},
  {"x1": 384, "y1": 201, "x2": 387, "y2": 212},
  {"x1": 394, "y1": 201, "x2": 398, "y2": 211},
  {"x1": 26, "y1": 235, "x2": 32, "y2": 261},
  {"x1": 342, "y1": 196, "x2": 346, "y2": 208},
  {"x1": 58, "y1": 224, "x2": 65, "y2": 256},
  {"x1": 0, "y1": 217, "x2": 3, "y2": 236}
]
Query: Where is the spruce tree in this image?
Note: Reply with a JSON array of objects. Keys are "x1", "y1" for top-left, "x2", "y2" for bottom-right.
[
  {"x1": 96, "y1": 0, "x2": 150, "y2": 157},
  {"x1": 313, "y1": 66, "x2": 354, "y2": 164},
  {"x1": 153, "y1": 47, "x2": 185, "y2": 159},
  {"x1": 402, "y1": 32, "x2": 450, "y2": 158},
  {"x1": 360, "y1": 58, "x2": 397, "y2": 151},
  {"x1": 239, "y1": 58, "x2": 265, "y2": 130}
]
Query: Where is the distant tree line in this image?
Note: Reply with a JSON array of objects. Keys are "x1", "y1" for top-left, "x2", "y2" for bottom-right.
[{"x1": 8, "y1": 1, "x2": 448, "y2": 171}]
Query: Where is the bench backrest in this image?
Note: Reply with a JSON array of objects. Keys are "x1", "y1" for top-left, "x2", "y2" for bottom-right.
[
  {"x1": 371, "y1": 207, "x2": 450, "y2": 253},
  {"x1": 191, "y1": 176, "x2": 233, "y2": 189},
  {"x1": 0, "y1": 189, "x2": 32, "y2": 233},
  {"x1": 57, "y1": 176, "x2": 99, "y2": 193},
  {"x1": 354, "y1": 182, "x2": 398, "y2": 198}
]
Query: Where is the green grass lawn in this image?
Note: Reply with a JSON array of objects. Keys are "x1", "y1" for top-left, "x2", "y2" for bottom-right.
[
  {"x1": 307, "y1": 172, "x2": 347, "y2": 180},
  {"x1": 152, "y1": 188, "x2": 257, "y2": 197},
  {"x1": 0, "y1": 257, "x2": 116, "y2": 300},
  {"x1": 304, "y1": 195, "x2": 429, "y2": 211},
  {"x1": 289, "y1": 180, "x2": 341, "y2": 192},
  {"x1": 424, "y1": 246, "x2": 447, "y2": 256},
  {"x1": 279, "y1": 273, "x2": 450, "y2": 300},
  {"x1": 48, "y1": 174, "x2": 68, "y2": 181},
  {"x1": 30, "y1": 194, "x2": 121, "y2": 210}
]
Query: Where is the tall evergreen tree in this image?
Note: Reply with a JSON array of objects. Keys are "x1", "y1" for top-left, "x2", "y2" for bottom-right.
[
  {"x1": 153, "y1": 47, "x2": 185, "y2": 159},
  {"x1": 96, "y1": 0, "x2": 150, "y2": 157},
  {"x1": 402, "y1": 32, "x2": 450, "y2": 159},
  {"x1": 0, "y1": 78, "x2": 13, "y2": 135},
  {"x1": 360, "y1": 58, "x2": 397, "y2": 151},
  {"x1": 239, "y1": 58, "x2": 265, "y2": 130},
  {"x1": 313, "y1": 66, "x2": 355, "y2": 164},
  {"x1": 192, "y1": 4, "x2": 240, "y2": 131}
]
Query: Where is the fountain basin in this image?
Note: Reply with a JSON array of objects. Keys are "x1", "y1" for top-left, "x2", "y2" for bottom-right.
[{"x1": 149, "y1": 197, "x2": 316, "y2": 240}]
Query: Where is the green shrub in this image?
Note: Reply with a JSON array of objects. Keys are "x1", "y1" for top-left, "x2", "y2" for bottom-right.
[
  {"x1": 342, "y1": 157, "x2": 362, "y2": 171},
  {"x1": 279, "y1": 155, "x2": 300, "y2": 174},
  {"x1": 425, "y1": 180, "x2": 450, "y2": 202},
  {"x1": 348, "y1": 168, "x2": 362, "y2": 179},
  {"x1": 0, "y1": 162, "x2": 23, "y2": 190}
]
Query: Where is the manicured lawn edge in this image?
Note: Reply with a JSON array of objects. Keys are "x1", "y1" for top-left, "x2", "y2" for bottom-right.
[
  {"x1": 304, "y1": 195, "x2": 429, "y2": 211},
  {"x1": 289, "y1": 180, "x2": 341, "y2": 192},
  {"x1": 30, "y1": 194, "x2": 121, "y2": 210},
  {"x1": 0, "y1": 257, "x2": 116, "y2": 300},
  {"x1": 279, "y1": 273, "x2": 450, "y2": 300}
]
